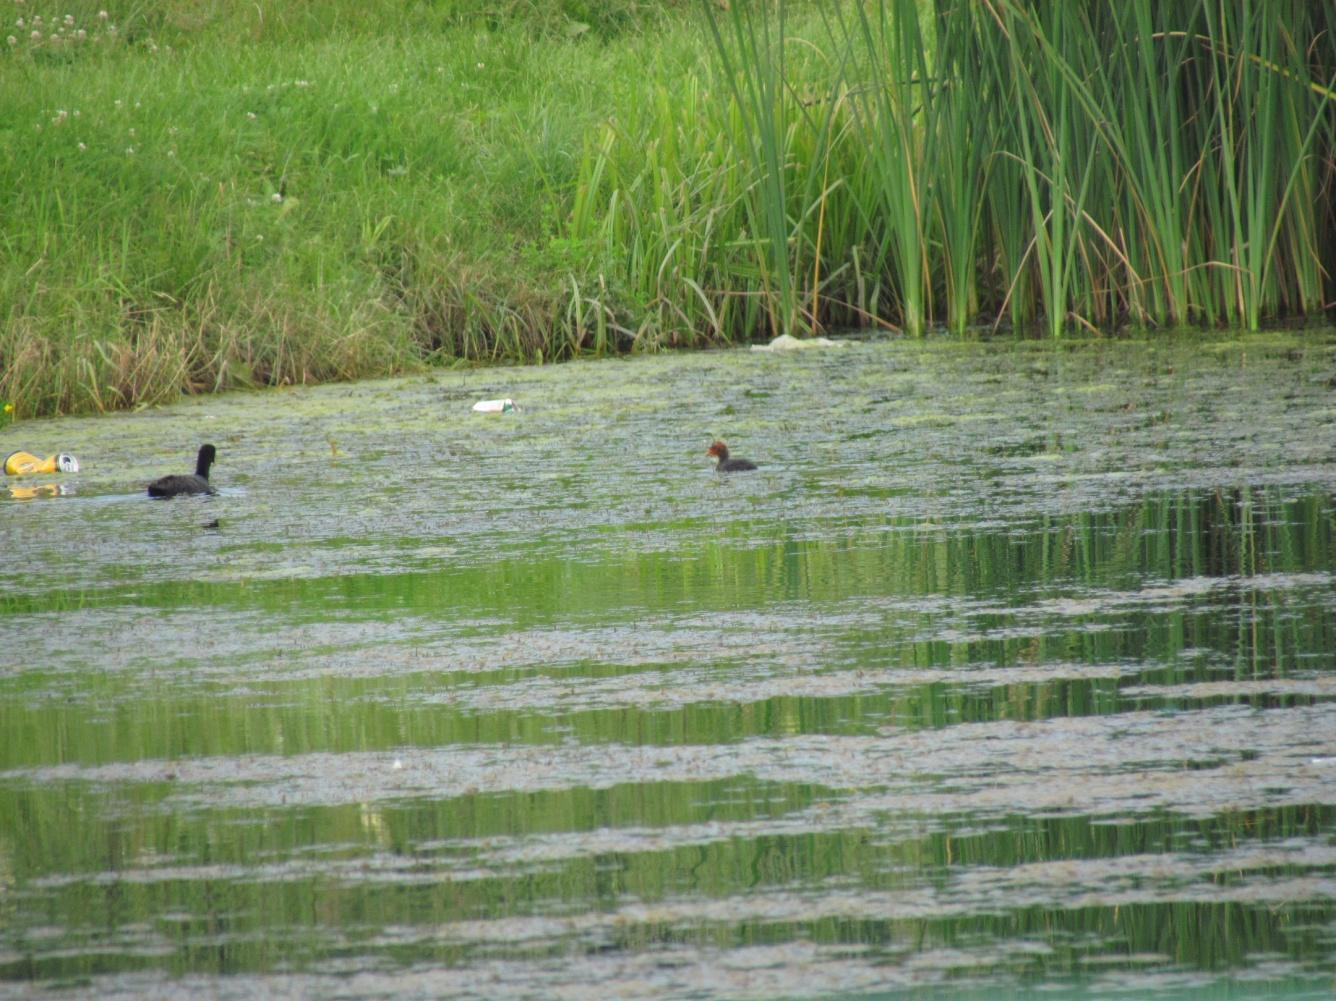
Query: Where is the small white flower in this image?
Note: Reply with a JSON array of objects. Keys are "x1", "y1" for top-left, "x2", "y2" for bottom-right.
[
  {"x1": 270, "y1": 192, "x2": 283, "y2": 203},
  {"x1": 166, "y1": 148, "x2": 175, "y2": 158},
  {"x1": 99, "y1": 11, "x2": 109, "y2": 21},
  {"x1": 64, "y1": 14, "x2": 74, "y2": 27},
  {"x1": 246, "y1": 112, "x2": 256, "y2": 120},
  {"x1": 29, "y1": 29, "x2": 39, "y2": 40},
  {"x1": 125, "y1": 146, "x2": 134, "y2": 154},
  {"x1": 77, "y1": 141, "x2": 86, "y2": 150},
  {"x1": 15, "y1": 18, "x2": 24, "y2": 28},
  {"x1": 75, "y1": 28, "x2": 84, "y2": 39},
  {"x1": 5, "y1": 35, "x2": 14, "y2": 46},
  {"x1": 255, "y1": 234, "x2": 264, "y2": 242},
  {"x1": 114, "y1": 99, "x2": 122, "y2": 107},
  {"x1": 476, "y1": 62, "x2": 484, "y2": 70},
  {"x1": 294, "y1": 79, "x2": 309, "y2": 88}
]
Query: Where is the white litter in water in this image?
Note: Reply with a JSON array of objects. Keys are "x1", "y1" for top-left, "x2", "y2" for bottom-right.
[{"x1": 751, "y1": 333, "x2": 843, "y2": 352}]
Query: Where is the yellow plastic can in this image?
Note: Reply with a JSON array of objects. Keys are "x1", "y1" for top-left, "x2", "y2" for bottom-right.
[{"x1": 3, "y1": 451, "x2": 80, "y2": 475}]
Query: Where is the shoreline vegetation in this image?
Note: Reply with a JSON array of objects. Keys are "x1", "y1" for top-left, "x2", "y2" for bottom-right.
[{"x1": 2, "y1": 0, "x2": 1333, "y2": 419}]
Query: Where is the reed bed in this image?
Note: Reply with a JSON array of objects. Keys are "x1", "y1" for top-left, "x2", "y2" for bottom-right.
[
  {"x1": 2, "y1": 1, "x2": 1332, "y2": 418},
  {"x1": 575, "y1": 0, "x2": 1334, "y2": 340}
]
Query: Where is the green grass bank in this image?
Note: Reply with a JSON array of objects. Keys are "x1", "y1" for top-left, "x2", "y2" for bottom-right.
[{"x1": 2, "y1": 0, "x2": 1334, "y2": 419}]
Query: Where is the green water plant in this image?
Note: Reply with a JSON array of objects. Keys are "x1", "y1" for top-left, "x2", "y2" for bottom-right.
[{"x1": 701, "y1": 0, "x2": 800, "y2": 338}]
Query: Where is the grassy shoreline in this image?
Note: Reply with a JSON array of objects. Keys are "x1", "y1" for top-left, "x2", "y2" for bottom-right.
[{"x1": 2, "y1": 1, "x2": 1333, "y2": 420}]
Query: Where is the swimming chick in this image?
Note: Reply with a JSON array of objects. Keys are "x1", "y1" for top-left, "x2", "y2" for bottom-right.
[{"x1": 706, "y1": 440, "x2": 757, "y2": 472}]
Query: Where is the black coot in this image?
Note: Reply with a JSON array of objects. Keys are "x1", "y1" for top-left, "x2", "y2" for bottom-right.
[{"x1": 148, "y1": 444, "x2": 217, "y2": 497}]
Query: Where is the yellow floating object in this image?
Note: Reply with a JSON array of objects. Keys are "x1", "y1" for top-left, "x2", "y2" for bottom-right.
[{"x1": 3, "y1": 450, "x2": 80, "y2": 475}]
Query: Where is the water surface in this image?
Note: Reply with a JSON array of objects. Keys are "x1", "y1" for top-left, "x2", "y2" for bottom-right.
[{"x1": 2, "y1": 334, "x2": 1335, "y2": 999}]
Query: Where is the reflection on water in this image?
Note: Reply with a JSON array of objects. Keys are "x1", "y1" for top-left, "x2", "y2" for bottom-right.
[{"x1": 1, "y1": 335, "x2": 1335, "y2": 999}]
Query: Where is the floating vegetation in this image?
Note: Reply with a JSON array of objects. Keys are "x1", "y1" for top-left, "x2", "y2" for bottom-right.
[{"x1": 1, "y1": 336, "x2": 1334, "y2": 997}]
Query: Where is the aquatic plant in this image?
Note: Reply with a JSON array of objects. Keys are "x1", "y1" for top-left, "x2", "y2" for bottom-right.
[{"x1": 682, "y1": 0, "x2": 1335, "y2": 337}]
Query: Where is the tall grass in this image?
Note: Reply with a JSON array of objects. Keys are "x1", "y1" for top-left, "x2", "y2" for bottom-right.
[
  {"x1": 1, "y1": 2, "x2": 707, "y2": 417},
  {"x1": 1, "y1": 1, "x2": 1333, "y2": 419},
  {"x1": 701, "y1": 2, "x2": 800, "y2": 337},
  {"x1": 571, "y1": 0, "x2": 1332, "y2": 349},
  {"x1": 685, "y1": 0, "x2": 1334, "y2": 337}
]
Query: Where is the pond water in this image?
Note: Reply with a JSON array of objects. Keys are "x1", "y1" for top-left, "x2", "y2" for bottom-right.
[{"x1": 2, "y1": 334, "x2": 1335, "y2": 1000}]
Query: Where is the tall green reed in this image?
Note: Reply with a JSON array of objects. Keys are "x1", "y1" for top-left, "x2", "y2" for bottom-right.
[
  {"x1": 700, "y1": 1, "x2": 801, "y2": 337},
  {"x1": 679, "y1": 0, "x2": 1334, "y2": 338},
  {"x1": 924, "y1": 4, "x2": 993, "y2": 335}
]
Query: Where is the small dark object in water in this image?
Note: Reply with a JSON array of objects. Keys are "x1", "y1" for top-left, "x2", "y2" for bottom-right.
[
  {"x1": 148, "y1": 444, "x2": 217, "y2": 498},
  {"x1": 202, "y1": 518, "x2": 221, "y2": 530},
  {"x1": 707, "y1": 440, "x2": 757, "y2": 472}
]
